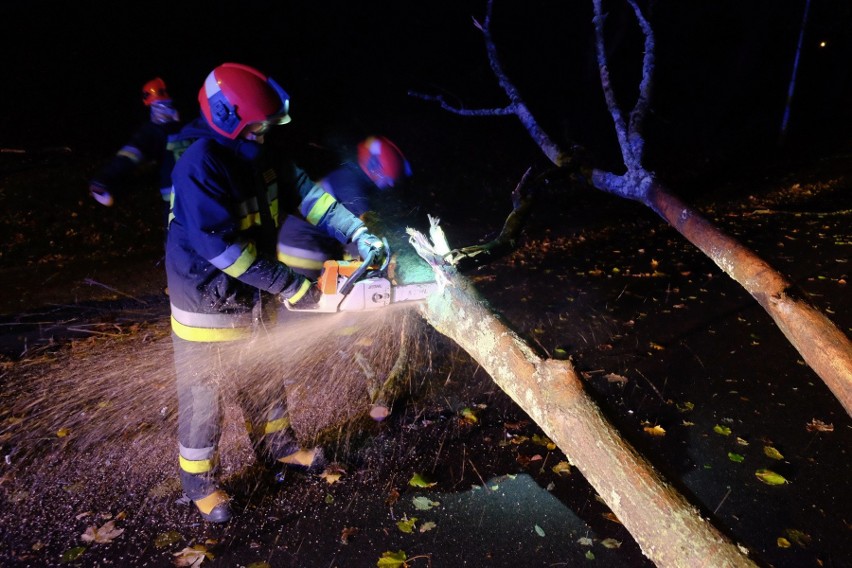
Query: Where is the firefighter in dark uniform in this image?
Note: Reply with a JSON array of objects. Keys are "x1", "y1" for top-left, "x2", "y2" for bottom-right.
[
  {"x1": 89, "y1": 77, "x2": 183, "y2": 222},
  {"x1": 166, "y1": 62, "x2": 385, "y2": 523},
  {"x1": 277, "y1": 135, "x2": 411, "y2": 278}
]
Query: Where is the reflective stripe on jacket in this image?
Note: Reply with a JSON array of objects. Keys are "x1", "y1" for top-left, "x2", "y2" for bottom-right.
[{"x1": 166, "y1": 122, "x2": 366, "y2": 341}]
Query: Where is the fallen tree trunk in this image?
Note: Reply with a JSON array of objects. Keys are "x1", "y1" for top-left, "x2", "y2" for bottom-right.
[
  {"x1": 409, "y1": 223, "x2": 755, "y2": 568},
  {"x1": 589, "y1": 170, "x2": 852, "y2": 417},
  {"x1": 640, "y1": 178, "x2": 852, "y2": 414},
  {"x1": 416, "y1": 264, "x2": 755, "y2": 566}
]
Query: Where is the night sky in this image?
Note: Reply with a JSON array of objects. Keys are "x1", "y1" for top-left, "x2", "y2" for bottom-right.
[{"x1": 3, "y1": 0, "x2": 851, "y2": 180}]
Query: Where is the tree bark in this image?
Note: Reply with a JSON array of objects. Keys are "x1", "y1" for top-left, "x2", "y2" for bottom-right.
[
  {"x1": 416, "y1": 264, "x2": 755, "y2": 568},
  {"x1": 641, "y1": 179, "x2": 852, "y2": 415}
]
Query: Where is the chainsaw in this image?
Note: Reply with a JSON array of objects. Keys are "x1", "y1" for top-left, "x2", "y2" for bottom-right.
[{"x1": 285, "y1": 243, "x2": 438, "y2": 313}]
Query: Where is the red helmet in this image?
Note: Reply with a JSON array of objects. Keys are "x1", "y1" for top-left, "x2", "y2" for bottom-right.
[
  {"x1": 198, "y1": 62, "x2": 291, "y2": 140},
  {"x1": 142, "y1": 77, "x2": 170, "y2": 106},
  {"x1": 357, "y1": 136, "x2": 412, "y2": 189}
]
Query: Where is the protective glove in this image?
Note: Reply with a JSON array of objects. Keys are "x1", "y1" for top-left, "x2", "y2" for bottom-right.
[
  {"x1": 89, "y1": 182, "x2": 114, "y2": 207},
  {"x1": 281, "y1": 279, "x2": 322, "y2": 310},
  {"x1": 352, "y1": 229, "x2": 387, "y2": 263}
]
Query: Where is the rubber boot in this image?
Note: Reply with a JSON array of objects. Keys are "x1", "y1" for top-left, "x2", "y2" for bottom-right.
[
  {"x1": 259, "y1": 427, "x2": 326, "y2": 473},
  {"x1": 277, "y1": 446, "x2": 326, "y2": 472},
  {"x1": 193, "y1": 489, "x2": 232, "y2": 523},
  {"x1": 180, "y1": 470, "x2": 232, "y2": 523}
]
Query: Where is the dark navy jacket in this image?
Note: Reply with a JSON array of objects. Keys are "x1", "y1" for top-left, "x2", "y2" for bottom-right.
[
  {"x1": 166, "y1": 121, "x2": 366, "y2": 341},
  {"x1": 90, "y1": 119, "x2": 183, "y2": 202}
]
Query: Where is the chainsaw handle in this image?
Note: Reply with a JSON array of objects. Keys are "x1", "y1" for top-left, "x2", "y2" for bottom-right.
[
  {"x1": 340, "y1": 237, "x2": 390, "y2": 296},
  {"x1": 339, "y1": 248, "x2": 377, "y2": 296},
  {"x1": 379, "y1": 237, "x2": 391, "y2": 271}
]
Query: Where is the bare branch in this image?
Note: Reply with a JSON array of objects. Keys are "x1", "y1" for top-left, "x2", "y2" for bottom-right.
[
  {"x1": 592, "y1": 0, "x2": 634, "y2": 168},
  {"x1": 626, "y1": 0, "x2": 655, "y2": 164},
  {"x1": 409, "y1": 0, "x2": 571, "y2": 166},
  {"x1": 405, "y1": 92, "x2": 515, "y2": 116},
  {"x1": 448, "y1": 166, "x2": 538, "y2": 266}
]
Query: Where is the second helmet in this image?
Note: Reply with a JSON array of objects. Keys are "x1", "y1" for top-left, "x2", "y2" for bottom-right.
[{"x1": 357, "y1": 136, "x2": 412, "y2": 189}]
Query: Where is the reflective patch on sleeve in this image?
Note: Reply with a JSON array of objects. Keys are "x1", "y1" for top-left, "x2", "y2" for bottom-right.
[
  {"x1": 168, "y1": 188, "x2": 176, "y2": 226},
  {"x1": 269, "y1": 196, "x2": 279, "y2": 226},
  {"x1": 286, "y1": 278, "x2": 312, "y2": 305},
  {"x1": 117, "y1": 145, "x2": 144, "y2": 163},
  {"x1": 210, "y1": 241, "x2": 257, "y2": 278},
  {"x1": 302, "y1": 190, "x2": 337, "y2": 226},
  {"x1": 277, "y1": 243, "x2": 327, "y2": 271},
  {"x1": 237, "y1": 196, "x2": 262, "y2": 229}
]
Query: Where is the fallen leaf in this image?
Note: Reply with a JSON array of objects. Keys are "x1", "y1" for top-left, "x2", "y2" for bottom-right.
[
  {"x1": 643, "y1": 425, "x2": 666, "y2": 436},
  {"x1": 320, "y1": 464, "x2": 346, "y2": 484},
  {"x1": 604, "y1": 373, "x2": 628, "y2": 385},
  {"x1": 676, "y1": 401, "x2": 694, "y2": 412},
  {"x1": 805, "y1": 419, "x2": 834, "y2": 432},
  {"x1": 81, "y1": 520, "x2": 124, "y2": 544},
  {"x1": 386, "y1": 488, "x2": 400, "y2": 507},
  {"x1": 713, "y1": 425, "x2": 732, "y2": 436},
  {"x1": 60, "y1": 546, "x2": 86, "y2": 563},
  {"x1": 412, "y1": 496, "x2": 440, "y2": 511},
  {"x1": 601, "y1": 538, "x2": 622, "y2": 549},
  {"x1": 551, "y1": 461, "x2": 572, "y2": 476},
  {"x1": 459, "y1": 407, "x2": 478, "y2": 424},
  {"x1": 585, "y1": 550, "x2": 596, "y2": 560},
  {"x1": 396, "y1": 516, "x2": 417, "y2": 534},
  {"x1": 340, "y1": 527, "x2": 358, "y2": 545},
  {"x1": 516, "y1": 454, "x2": 537, "y2": 467},
  {"x1": 784, "y1": 528, "x2": 812, "y2": 548},
  {"x1": 408, "y1": 473, "x2": 436, "y2": 488},
  {"x1": 531, "y1": 434, "x2": 556, "y2": 450},
  {"x1": 173, "y1": 545, "x2": 212, "y2": 567},
  {"x1": 736, "y1": 437, "x2": 750, "y2": 446},
  {"x1": 763, "y1": 446, "x2": 784, "y2": 460},
  {"x1": 727, "y1": 452, "x2": 745, "y2": 463},
  {"x1": 755, "y1": 469, "x2": 789, "y2": 486},
  {"x1": 154, "y1": 531, "x2": 183, "y2": 549},
  {"x1": 377, "y1": 550, "x2": 408, "y2": 568},
  {"x1": 534, "y1": 524, "x2": 545, "y2": 537},
  {"x1": 577, "y1": 537, "x2": 594, "y2": 546},
  {"x1": 419, "y1": 521, "x2": 436, "y2": 533},
  {"x1": 57, "y1": 427, "x2": 70, "y2": 438},
  {"x1": 777, "y1": 537, "x2": 791, "y2": 548}
]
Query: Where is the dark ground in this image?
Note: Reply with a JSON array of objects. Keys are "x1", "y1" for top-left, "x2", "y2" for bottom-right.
[
  {"x1": 2, "y1": 1, "x2": 852, "y2": 567},
  {"x1": 0, "y1": 124, "x2": 850, "y2": 567}
]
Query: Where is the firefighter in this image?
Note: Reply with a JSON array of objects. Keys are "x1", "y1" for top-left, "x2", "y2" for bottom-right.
[
  {"x1": 167, "y1": 62, "x2": 385, "y2": 523},
  {"x1": 88, "y1": 77, "x2": 183, "y2": 219},
  {"x1": 277, "y1": 135, "x2": 411, "y2": 278}
]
